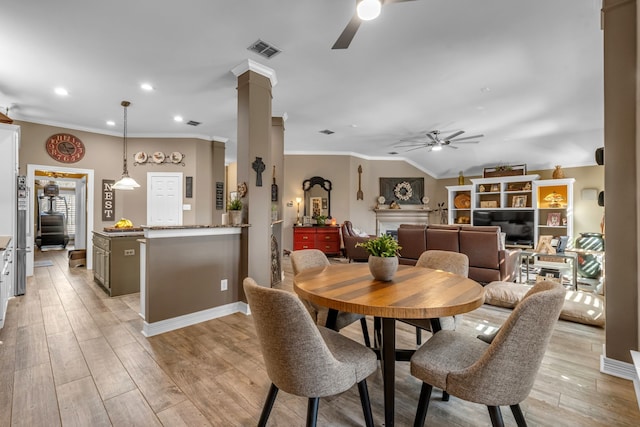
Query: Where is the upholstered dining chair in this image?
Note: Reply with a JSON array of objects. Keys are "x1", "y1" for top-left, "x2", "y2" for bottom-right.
[
  {"x1": 243, "y1": 277, "x2": 377, "y2": 427},
  {"x1": 401, "y1": 250, "x2": 470, "y2": 344},
  {"x1": 291, "y1": 249, "x2": 371, "y2": 347},
  {"x1": 410, "y1": 280, "x2": 566, "y2": 427}
]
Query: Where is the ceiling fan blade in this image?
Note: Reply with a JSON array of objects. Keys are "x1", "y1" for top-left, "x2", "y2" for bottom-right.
[
  {"x1": 451, "y1": 140, "x2": 480, "y2": 144},
  {"x1": 405, "y1": 145, "x2": 428, "y2": 152},
  {"x1": 332, "y1": 13, "x2": 361, "y2": 49},
  {"x1": 383, "y1": 0, "x2": 418, "y2": 4},
  {"x1": 445, "y1": 145, "x2": 459, "y2": 149},
  {"x1": 450, "y1": 134, "x2": 484, "y2": 142},
  {"x1": 426, "y1": 132, "x2": 438, "y2": 143},
  {"x1": 444, "y1": 130, "x2": 464, "y2": 141}
]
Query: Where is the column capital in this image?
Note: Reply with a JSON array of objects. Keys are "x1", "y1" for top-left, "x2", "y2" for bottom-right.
[{"x1": 231, "y1": 59, "x2": 277, "y2": 87}]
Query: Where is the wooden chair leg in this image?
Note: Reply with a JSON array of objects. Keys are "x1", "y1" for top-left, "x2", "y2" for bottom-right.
[
  {"x1": 306, "y1": 398, "x2": 320, "y2": 427},
  {"x1": 487, "y1": 406, "x2": 505, "y2": 427},
  {"x1": 258, "y1": 383, "x2": 279, "y2": 427},
  {"x1": 360, "y1": 317, "x2": 371, "y2": 348},
  {"x1": 416, "y1": 326, "x2": 422, "y2": 345},
  {"x1": 442, "y1": 391, "x2": 450, "y2": 401},
  {"x1": 413, "y1": 382, "x2": 433, "y2": 427},
  {"x1": 510, "y1": 404, "x2": 527, "y2": 427},
  {"x1": 357, "y1": 380, "x2": 374, "y2": 427}
]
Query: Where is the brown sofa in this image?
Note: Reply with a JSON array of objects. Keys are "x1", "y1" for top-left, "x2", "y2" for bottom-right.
[
  {"x1": 341, "y1": 221, "x2": 372, "y2": 262},
  {"x1": 397, "y1": 224, "x2": 520, "y2": 284}
]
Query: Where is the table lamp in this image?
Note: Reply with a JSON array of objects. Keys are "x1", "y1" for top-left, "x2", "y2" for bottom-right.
[{"x1": 295, "y1": 197, "x2": 302, "y2": 225}]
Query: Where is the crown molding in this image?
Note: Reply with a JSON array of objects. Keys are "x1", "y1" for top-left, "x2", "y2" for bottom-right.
[{"x1": 231, "y1": 59, "x2": 277, "y2": 87}]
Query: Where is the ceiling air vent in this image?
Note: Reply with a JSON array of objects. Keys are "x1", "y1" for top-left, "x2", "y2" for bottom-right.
[
  {"x1": 248, "y1": 39, "x2": 282, "y2": 59},
  {"x1": 319, "y1": 129, "x2": 335, "y2": 135},
  {"x1": 186, "y1": 120, "x2": 201, "y2": 126}
]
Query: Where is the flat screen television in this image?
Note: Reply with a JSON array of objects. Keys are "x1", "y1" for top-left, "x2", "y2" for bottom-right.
[{"x1": 472, "y1": 210, "x2": 534, "y2": 247}]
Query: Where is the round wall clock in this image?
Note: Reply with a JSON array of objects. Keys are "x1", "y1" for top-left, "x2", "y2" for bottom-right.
[{"x1": 45, "y1": 133, "x2": 85, "y2": 163}]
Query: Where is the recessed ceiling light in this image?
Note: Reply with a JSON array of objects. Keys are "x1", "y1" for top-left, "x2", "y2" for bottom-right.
[
  {"x1": 140, "y1": 83, "x2": 154, "y2": 91},
  {"x1": 54, "y1": 87, "x2": 68, "y2": 96},
  {"x1": 106, "y1": 120, "x2": 115, "y2": 126},
  {"x1": 174, "y1": 116, "x2": 183, "y2": 122},
  {"x1": 480, "y1": 86, "x2": 491, "y2": 93}
]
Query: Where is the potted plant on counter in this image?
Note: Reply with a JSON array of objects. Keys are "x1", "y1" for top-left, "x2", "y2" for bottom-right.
[
  {"x1": 228, "y1": 197, "x2": 243, "y2": 226},
  {"x1": 356, "y1": 234, "x2": 402, "y2": 281}
]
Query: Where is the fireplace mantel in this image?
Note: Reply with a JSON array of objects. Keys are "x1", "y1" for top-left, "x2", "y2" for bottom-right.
[{"x1": 374, "y1": 208, "x2": 432, "y2": 236}]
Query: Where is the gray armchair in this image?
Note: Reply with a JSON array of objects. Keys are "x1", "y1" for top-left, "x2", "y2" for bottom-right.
[
  {"x1": 243, "y1": 277, "x2": 377, "y2": 427},
  {"x1": 410, "y1": 280, "x2": 566, "y2": 427},
  {"x1": 291, "y1": 249, "x2": 371, "y2": 347},
  {"x1": 401, "y1": 250, "x2": 469, "y2": 343}
]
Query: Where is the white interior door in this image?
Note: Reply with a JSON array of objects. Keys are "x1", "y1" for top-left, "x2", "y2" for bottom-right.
[
  {"x1": 74, "y1": 176, "x2": 87, "y2": 249},
  {"x1": 147, "y1": 172, "x2": 183, "y2": 226}
]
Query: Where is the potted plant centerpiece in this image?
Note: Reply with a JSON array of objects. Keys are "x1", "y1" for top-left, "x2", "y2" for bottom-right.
[
  {"x1": 356, "y1": 234, "x2": 402, "y2": 281},
  {"x1": 316, "y1": 215, "x2": 328, "y2": 226},
  {"x1": 228, "y1": 197, "x2": 243, "y2": 226}
]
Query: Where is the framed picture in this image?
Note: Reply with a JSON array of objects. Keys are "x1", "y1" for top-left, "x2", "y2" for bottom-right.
[
  {"x1": 535, "y1": 235, "x2": 555, "y2": 253},
  {"x1": 379, "y1": 177, "x2": 424, "y2": 205},
  {"x1": 512, "y1": 195, "x2": 527, "y2": 208},
  {"x1": 547, "y1": 212, "x2": 561, "y2": 226}
]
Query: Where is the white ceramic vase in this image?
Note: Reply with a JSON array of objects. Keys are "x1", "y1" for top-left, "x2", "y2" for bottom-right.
[{"x1": 368, "y1": 255, "x2": 398, "y2": 281}]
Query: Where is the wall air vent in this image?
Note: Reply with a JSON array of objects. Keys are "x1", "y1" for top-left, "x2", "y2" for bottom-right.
[
  {"x1": 186, "y1": 120, "x2": 201, "y2": 126},
  {"x1": 319, "y1": 129, "x2": 335, "y2": 135},
  {"x1": 247, "y1": 39, "x2": 282, "y2": 59}
]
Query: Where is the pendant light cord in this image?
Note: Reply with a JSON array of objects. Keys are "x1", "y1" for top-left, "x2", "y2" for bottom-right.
[{"x1": 121, "y1": 100, "x2": 131, "y2": 176}]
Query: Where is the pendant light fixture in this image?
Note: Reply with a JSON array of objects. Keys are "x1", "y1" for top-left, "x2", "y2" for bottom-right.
[{"x1": 112, "y1": 100, "x2": 140, "y2": 190}]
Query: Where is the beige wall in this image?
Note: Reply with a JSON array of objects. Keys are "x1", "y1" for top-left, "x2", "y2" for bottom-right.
[{"x1": 16, "y1": 121, "x2": 223, "y2": 230}]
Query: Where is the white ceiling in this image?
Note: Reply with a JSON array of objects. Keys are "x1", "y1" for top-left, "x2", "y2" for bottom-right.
[{"x1": 0, "y1": 0, "x2": 603, "y2": 178}]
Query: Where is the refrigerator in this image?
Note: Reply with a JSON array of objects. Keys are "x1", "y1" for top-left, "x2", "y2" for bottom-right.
[{"x1": 15, "y1": 175, "x2": 27, "y2": 295}]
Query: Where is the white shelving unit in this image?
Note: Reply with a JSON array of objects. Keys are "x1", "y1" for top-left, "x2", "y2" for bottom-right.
[
  {"x1": 532, "y1": 178, "x2": 575, "y2": 247},
  {"x1": 446, "y1": 174, "x2": 575, "y2": 248},
  {"x1": 446, "y1": 184, "x2": 472, "y2": 225}
]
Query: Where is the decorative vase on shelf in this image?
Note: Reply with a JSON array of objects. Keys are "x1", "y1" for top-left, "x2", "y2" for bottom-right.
[
  {"x1": 229, "y1": 210, "x2": 242, "y2": 226},
  {"x1": 552, "y1": 165, "x2": 565, "y2": 179},
  {"x1": 367, "y1": 255, "x2": 398, "y2": 281}
]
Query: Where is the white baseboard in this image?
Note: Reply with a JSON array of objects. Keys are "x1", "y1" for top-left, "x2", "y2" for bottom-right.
[
  {"x1": 600, "y1": 344, "x2": 636, "y2": 381},
  {"x1": 631, "y1": 350, "x2": 640, "y2": 410},
  {"x1": 142, "y1": 301, "x2": 250, "y2": 337}
]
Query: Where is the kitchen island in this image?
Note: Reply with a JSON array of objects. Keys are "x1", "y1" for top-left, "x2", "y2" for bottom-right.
[
  {"x1": 139, "y1": 225, "x2": 249, "y2": 337},
  {"x1": 93, "y1": 230, "x2": 144, "y2": 296}
]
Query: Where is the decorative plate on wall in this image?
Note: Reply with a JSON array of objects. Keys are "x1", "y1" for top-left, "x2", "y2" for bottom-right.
[
  {"x1": 134, "y1": 152, "x2": 148, "y2": 164},
  {"x1": 152, "y1": 151, "x2": 165, "y2": 164},
  {"x1": 170, "y1": 152, "x2": 184, "y2": 163}
]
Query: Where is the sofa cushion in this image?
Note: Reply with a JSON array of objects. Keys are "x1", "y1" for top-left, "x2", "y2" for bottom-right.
[
  {"x1": 426, "y1": 225, "x2": 460, "y2": 252},
  {"x1": 459, "y1": 226, "x2": 501, "y2": 269},
  {"x1": 397, "y1": 224, "x2": 427, "y2": 260}
]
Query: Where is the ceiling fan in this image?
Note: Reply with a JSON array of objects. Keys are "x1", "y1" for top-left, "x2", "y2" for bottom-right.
[
  {"x1": 395, "y1": 130, "x2": 484, "y2": 152},
  {"x1": 332, "y1": 0, "x2": 419, "y2": 49}
]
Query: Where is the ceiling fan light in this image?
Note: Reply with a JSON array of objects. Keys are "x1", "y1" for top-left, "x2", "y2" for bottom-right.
[
  {"x1": 432, "y1": 145, "x2": 443, "y2": 151},
  {"x1": 357, "y1": 0, "x2": 381, "y2": 21}
]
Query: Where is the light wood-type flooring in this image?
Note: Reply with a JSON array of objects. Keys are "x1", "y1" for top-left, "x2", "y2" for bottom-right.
[{"x1": 0, "y1": 249, "x2": 638, "y2": 426}]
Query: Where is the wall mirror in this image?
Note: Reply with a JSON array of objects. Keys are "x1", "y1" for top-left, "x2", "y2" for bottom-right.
[{"x1": 303, "y1": 176, "x2": 332, "y2": 218}]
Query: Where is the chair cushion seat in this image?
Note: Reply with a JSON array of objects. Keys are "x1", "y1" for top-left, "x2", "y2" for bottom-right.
[
  {"x1": 410, "y1": 330, "x2": 488, "y2": 390},
  {"x1": 318, "y1": 326, "x2": 377, "y2": 383}
]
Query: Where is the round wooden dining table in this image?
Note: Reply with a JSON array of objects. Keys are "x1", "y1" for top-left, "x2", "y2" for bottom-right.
[{"x1": 294, "y1": 263, "x2": 485, "y2": 427}]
